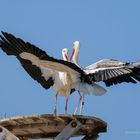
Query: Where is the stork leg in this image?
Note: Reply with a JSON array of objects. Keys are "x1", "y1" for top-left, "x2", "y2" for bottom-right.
[
  {"x1": 79, "y1": 94, "x2": 85, "y2": 115},
  {"x1": 74, "y1": 91, "x2": 82, "y2": 115},
  {"x1": 65, "y1": 95, "x2": 70, "y2": 114},
  {"x1": 54, "y1": 93, "x2": 58, "y2": 115}
]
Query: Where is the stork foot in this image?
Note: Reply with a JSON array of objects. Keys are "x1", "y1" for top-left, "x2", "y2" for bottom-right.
[{"x1": 79, "y1": 94, "x2": 85, "y2": 115}]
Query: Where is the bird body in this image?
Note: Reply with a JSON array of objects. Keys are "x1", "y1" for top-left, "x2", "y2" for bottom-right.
[
  {"x1": 53, "y1": 72, "x2": 72, "y2": 96},
  {"x1": 19, "y1": 48, "x2": 72, "y2": 97}
]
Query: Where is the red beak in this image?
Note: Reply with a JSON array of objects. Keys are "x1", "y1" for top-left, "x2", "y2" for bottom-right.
[
  {"x1": 70, "y1": 49, "x2": 75, "y2": 61},
  {"x1": 65, "y1": 54, "x2": 69, "y2": 61}
]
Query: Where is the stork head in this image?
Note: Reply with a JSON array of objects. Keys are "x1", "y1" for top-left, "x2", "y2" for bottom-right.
[
  {"x1": 62, "y1": 48, "x2": 69, "y2": 61},
  {"x1": 70, "y1": 41, "x2": 80, "y2": 63}
]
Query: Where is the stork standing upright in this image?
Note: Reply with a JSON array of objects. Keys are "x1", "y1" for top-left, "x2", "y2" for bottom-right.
[
  {"x1": 70, "y1": 41, "x2": 105, "y2": 114},
  {"x1": 70, "y1": 41, "x2": 86, "y2": 114},
  {"x1": 52, "y1": 48, "x2": 71, "y2": 114},
  {"x1": 39, "y1": 48, "x2": 71, "y2": 114},
  {"x1": 0, "y1": 32, "x2": 72, "y2": 114},
  {"x1": 1, "y1": 32, "x2": 140, "y2": 115}
]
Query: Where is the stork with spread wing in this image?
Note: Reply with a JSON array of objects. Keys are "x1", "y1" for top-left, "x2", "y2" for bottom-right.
[{"x1": 70, "y1": 41, "x2": 140, "y2": 114}]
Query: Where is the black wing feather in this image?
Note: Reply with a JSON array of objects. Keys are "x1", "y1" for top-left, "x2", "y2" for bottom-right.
[
  {"x1": 18, "y1": 57, "x2": 54, "y2": 89},
  {"x1": 0, "y1": 31, "x2": 87, "y2": 89},
  {"x1": 104, "y1": 67, "x2": 140, "y2": 86},
  {"x1": 0, "y1": 31, "x2": 54, "y2": 90},
  {"x1": 89, "y1": 63, "x2": 140, "y2": 87}
]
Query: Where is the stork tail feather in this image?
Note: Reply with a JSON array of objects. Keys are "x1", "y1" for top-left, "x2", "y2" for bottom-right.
[{"x1": 73, "y1": 82, "x2": 106, "y2": 96}]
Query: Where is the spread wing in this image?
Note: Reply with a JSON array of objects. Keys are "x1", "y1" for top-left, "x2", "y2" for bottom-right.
[
  {"x1": 0, "y1": 32, "x2": 86, "y2": 89},
  {"x1": 84, "y1": 59, "x2": 140, "y2": 86},
  {"x1": 0, "y1": 31, "x2": 54, "y2": 89}
]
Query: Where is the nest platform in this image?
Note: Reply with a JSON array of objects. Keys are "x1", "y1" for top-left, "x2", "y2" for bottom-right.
[{"x1": 0, "y1": 114, "x2": 107, "y2": 140}]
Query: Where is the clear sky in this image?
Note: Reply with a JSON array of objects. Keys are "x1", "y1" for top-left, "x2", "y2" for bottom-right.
[{"x1": 0, "y1": 0, "x2": 140, "y2": 140}]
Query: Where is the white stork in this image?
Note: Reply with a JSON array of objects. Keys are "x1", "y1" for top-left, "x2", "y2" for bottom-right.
[
  {"x1": 70, "y1": 40, "x2": 140, "y2": 113},
  {"x1": 0, "y1": 32, "x2": 72, "y2": 114},
  {"x1": 70, "y1": 41, "x2": 85, "y2": 114},
  {"x1": 0, "y1": 32, "x2": 106, "y2": 114}
]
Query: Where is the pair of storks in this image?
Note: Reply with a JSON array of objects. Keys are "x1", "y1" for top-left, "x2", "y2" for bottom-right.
[{"x1": 0, "y1": 32, "x2": 140, "y2": 115}]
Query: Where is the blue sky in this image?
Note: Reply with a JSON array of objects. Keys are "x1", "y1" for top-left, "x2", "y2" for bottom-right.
[{"x1": 0, "y1": 0, "x2": 140, "y2": 139}]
